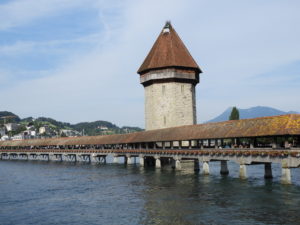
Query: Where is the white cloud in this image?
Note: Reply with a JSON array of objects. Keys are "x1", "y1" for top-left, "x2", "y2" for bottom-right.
[
  {"x1": 0, "y1": 0, "x2": 97, "y2": 30},
  {"x1": 0, "y1": 41, "x2": 35, "y2": 55},
  {"x1": 0, "y1": 33, "x2": 103, "y2": 56}
]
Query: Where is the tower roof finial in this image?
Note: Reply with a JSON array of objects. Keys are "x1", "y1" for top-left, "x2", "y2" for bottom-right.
[
  {"x1": 164, "y1": 20, "x2": 171, "y2": 28},
  {"x1": 163, "y1": 21, "x2": 171, "y2": 33}
]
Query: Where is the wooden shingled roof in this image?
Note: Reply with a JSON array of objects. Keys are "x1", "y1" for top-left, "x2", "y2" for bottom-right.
[
  {"x1": 1, "y1": 114, "x2": 300, "y2": 147},
  {"x1": 137, "y1": 22, "x2": 201, "y2": 74}
]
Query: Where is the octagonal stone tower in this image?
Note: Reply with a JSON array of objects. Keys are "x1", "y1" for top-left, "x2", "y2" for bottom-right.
[{"x1": 138, "y1": 22, "x2": 202, "y2": 130}]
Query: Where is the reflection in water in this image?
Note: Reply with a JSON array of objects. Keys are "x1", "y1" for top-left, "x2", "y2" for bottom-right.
[
  {"x1": 138, "y1": 163, "x2": 300, "y2": 225},
  {"x1": 0, "y1": 161, "x2": 299, "y2": 225}
]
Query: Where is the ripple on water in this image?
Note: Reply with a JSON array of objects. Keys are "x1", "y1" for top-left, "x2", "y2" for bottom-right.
[{"x1": 0, "y1": 160, "x2": 300, "y2": 225}]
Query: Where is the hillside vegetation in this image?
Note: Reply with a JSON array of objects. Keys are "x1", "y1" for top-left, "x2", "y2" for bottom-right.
[{"x1": 0, "y1": 112, "x2": 143, "y2": 137}]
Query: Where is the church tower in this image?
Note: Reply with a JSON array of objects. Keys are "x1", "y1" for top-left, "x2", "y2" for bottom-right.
[{"x1": 138, "y1": 22, "x2": 202, "y2": 130}]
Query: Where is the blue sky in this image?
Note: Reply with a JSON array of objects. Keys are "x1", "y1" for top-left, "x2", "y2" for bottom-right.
[{"x1": 0, "y1": 0, "x2": 299, "y2": 128}]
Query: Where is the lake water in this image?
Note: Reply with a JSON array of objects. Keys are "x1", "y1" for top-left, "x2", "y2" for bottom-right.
[{"x1": 0, "y1": 159, "x2": 300, "y2": 225}]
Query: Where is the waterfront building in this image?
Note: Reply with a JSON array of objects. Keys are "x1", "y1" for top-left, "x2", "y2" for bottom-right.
[
  {"x1": 138, "y1": 22, "x2": 202, "y2": 130},
  {"x1": 1, "y1": 135, "x2": 9, "y2": 141},
  {"x1": 4, "y1": 123, "x2": 19, "y2": 132},
  {"x1": 11, "y1": 134, "x2": 23, "y2": 140},
  {"x1": 60, "y1": 129, "x2": 81, "y2": 137},
  {"x1": 22, "y1": 130, "x2": 36, "y2": 139},
  {"x1": 0, "y1": 127, "x2": 5, "y2": 137},
  {"x1": 39, "y1": 125, "x2": 50, "y2": 134}
]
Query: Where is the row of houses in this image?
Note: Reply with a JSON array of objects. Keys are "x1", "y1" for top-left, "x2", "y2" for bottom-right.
[
  {"x1": 0, "y1": 123, "x2": 81, "y2": 141},
  {"x1": 0, "y1": 123, "x2": 36, "y2": 141}
]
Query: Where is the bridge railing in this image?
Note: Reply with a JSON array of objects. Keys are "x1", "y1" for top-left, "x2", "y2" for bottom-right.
[{"x1": 1, "y1": 148, "x2": 300, "y2": 158}]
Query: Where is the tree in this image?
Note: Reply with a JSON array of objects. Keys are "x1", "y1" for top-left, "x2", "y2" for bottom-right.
[
  {"x1": 229, "y1": 107, "x2": 240, "y2": 120},
  {"x1": 11, "y1": 125, "x2": 26, "y2": 136},
  {"x1": 61, "y1": 132, "x2": 67, "y2": 137}
]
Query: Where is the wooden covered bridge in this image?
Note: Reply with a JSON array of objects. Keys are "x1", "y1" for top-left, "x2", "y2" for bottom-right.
[{"x1": 1, "y1": 114, "x2": 300, "y2": 184}]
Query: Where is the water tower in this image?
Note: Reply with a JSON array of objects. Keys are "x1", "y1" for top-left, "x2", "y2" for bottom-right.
[{"x1": 138, "y1": 22, "x2": 202, "y2": 130}]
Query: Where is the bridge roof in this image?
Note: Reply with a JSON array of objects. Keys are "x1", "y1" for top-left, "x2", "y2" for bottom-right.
[
  {"x1": 137, "y1": 22, "x2": 201, "y2": 75},
  {"x1": 1, "y1": 114, "x2": 300, "y2": 147}
]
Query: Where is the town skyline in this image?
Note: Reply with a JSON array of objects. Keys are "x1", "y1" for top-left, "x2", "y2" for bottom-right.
[{"x1": 1, "y1": 0, "x2": 299, "y2": 128}]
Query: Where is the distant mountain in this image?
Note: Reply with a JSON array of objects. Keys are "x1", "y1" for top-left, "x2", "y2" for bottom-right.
[
  {"x1": 0, "y1": 111, "x2": 143, "y2": 135},
  {"x1": 72, "y1": 120, "x2": 119, "y2": 135},
  {"x1": 207, "y1": 106, "x2": 299, "y2": 123},
  {"x1": 21, "y1": 117, "x2": 72, "y2": 129},
  {"x1": 0, "y1": 111, "x2": 21, "y2": 123}
]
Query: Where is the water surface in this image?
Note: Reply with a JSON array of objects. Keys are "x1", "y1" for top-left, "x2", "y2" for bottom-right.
[{"x1": 0, "y1": 160, "x2": 300, "y2": 225}]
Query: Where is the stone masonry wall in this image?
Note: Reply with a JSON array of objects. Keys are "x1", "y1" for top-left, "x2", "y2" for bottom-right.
[{"x1": 145, "y1": 81, "x2": 197, "y2": 130}]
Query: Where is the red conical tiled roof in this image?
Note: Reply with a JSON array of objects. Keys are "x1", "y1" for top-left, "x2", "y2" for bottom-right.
[{"x1": 138, "y1": 22, "x2": 202, "y2": 74}]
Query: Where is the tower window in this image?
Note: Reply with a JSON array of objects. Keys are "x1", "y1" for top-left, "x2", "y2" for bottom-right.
[
  {"x1": 164, "y1": 116, "x2": 166, "y2": 126},
  {"x1": 181, "y1": 85, "x2": 184, "y2": 93},
  {"x1": 162, "y1": 85, "x2": 166, "y2": 95}
]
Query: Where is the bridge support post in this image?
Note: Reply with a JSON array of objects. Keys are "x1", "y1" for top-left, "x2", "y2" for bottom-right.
[
  {"x1": 77, "y1": 154, "x2": 82, "y2": 162},
  {"x1": 194, "y1": 159, "x2": 200, "y2": 172},
  {"x1": 102, "y1": 155, "x2": 107, "y2": 164},
  {"x1": 62, "y1": 154, "x2": 67, "y2": 161},
  {"x1": 220, "y1": 161, "x2": 229, "y2": 175},
  {"x1": 155, "y1": 156, "x2": 161, "y2": 169},
  {"x1": 79, "y1": 154, "x2": 90, "y2": 163},
  {"x1": 86, "y1": 154, "x2": 91, "y2": 163},
  {"x1": 56, "y1": 154, "x2": 61, "y2": 161},
  {"x1": 203, "y1": 161, "x2": 210, "y2": 175},
  {"x1": 139, "y1": 155, "x2": 144, "y2": 166},
  {"x1": 126, "y1": 155, "x2": 133, "y2": 164},
  {"x1": 30, "y1": 154, "x2": 34, "y2": 160},
  {"x1": 33, "y1": 154, "x2": 38, "y2": 160},
  {"x1": 281, "y1": 167, "x2": 291, "y2": 184},
  {"x1": 239, "y1": 164, "x2": 247, "y2": 179},
  {"x1": 113, "y1": 154, "x2": 119, "y2": 163},
  {"x1": 49, "y1": 154, "x2": 55, "y2": 161},
  {"x1": 41, "y1": 154, "x2": 50, "y2": 161},
  {"x1": 172, "y1": 157, "x2": 181, "y2": 170},
  {"x1": 91, "y1": 154, "x2": 96, "y2": 163},
  {"x1": 21, "y1": 153, "x2": 28, "y2": 160},
  {"x1": 65, "y1": 154, "x2": 70, "y2": 162},
  {"x1": 264, "y1": 163, "x2": 273, "y2": 179},
  {"x1": 175, "y1": 159, "x2": 181, "y2": 170}
]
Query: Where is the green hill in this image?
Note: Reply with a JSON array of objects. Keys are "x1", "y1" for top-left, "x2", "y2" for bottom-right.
[
  {"x1": 0, "y1": 111, "x2": 143, "y2": 136},
  {"x1": 0, "y1": 111, "x2": 21, "y2": 123}
]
